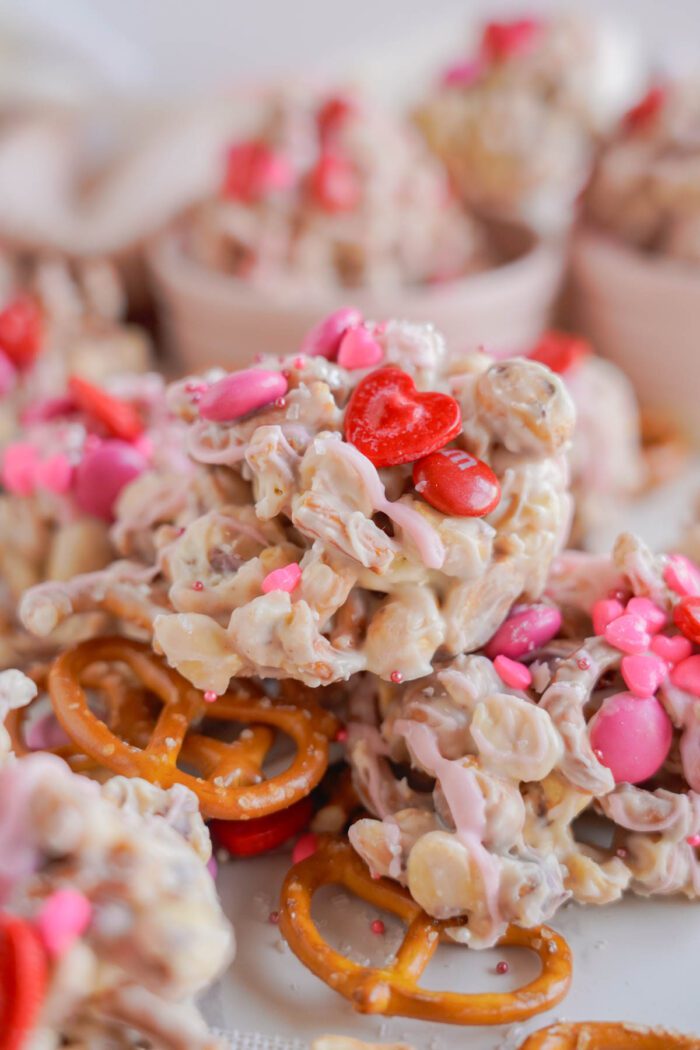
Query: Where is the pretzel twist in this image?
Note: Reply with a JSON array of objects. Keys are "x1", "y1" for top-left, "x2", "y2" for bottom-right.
[
  {"x1": 279, "y1": 839, "x2": 572, "y2": 1025},
  {"x1": 520, "y1": 1022, "x2": 699, "y2": 1049},
  {"x1": 47, "y1": 637, "x2": 338, "y2": 819}
]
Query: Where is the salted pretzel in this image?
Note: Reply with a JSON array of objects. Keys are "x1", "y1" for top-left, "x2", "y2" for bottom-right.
[
  {"x1": 519, "y1": 1022, "x2": 699, "y2": 1049},
  {"x1": 279, "y1": 839, "x2": 572, "y2": 1025},
  {"x1": 47, "y1": 637, "x2": 338, "y2": 819}
]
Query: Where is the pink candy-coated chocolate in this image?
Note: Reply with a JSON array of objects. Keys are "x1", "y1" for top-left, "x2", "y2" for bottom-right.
[
  {"x1": 2, "y1": 441, "x2": 38, "y2": 495},
  {"x1": 671, "y1": 655, "x2": 700, "y2": 697},
  {"x1": 291, "y1": 832, "x2": 318, "y2": 865},
  {"x1": 625, "y1": 597, "x2": 667, "y2": 633},
  {"x1": 621, "y1": 652, "x2": 668, "y2": 697},
  {"x1": 589, "y1": 692, "x2": 673, "y2": 785},
  {"x1": 651, "y1": 633, "x2": 693, "y2": 665},
  {"x1": 592, "y1": 598, "x2": 624, "y2": 637},
  {"x1": 198, "y1": 369, "x2": 288, "y2": 423},
  {"x1": 261, "y1": 562, "x2": 302, "y2": 595},
  {"x1": 664, "y1": 554, "x2": 700, "y2": 598},
  {"x1": 0, "y1": 349, "x2": 17, "y2": 397},
  {"x1": 300, "y1": 307, "x2": 362, "y2": 359},
  {"x1": 604, "y1": 614, "x2": 651, "y2": 655},
  {"x1": 35, "y1": 454, "x2": 73, "y2": 495},
  {"x1": 494, "y1": 655, "x2": 532, "y2": 690},
  {"x1": 35, "y1": 888, "x2": 92, "y2": 958},
  {"x1": 336, "y1": 326, "x2": 383, "y2": 370},
  {"x1": 73, "y1": 440, "x2": 148, "y2": 521},
  {"x1": 484, "y1": 604, "x2": 562, "y2": 660}
]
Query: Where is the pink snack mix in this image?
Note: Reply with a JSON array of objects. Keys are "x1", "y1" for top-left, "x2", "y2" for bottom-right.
[{"x1": 198, "y1": 369, "x2": 288, "y2": 423}]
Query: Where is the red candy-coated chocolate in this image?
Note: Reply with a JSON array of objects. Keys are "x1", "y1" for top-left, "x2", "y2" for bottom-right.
[
  {"x1": 528, "y1": 330, "x2": 592, "y2": 375},
  {"x1": 307, "y1": 153, "x2": 360, "y2": 213},
  {"x1": 68, "y1": 376, "x2": 144, "y2": 442},
  {"x1": 413, "y1": 447, "x2": 500, "y2": 517},
  {"x1": 673, "y1": 596, "x2": 700, "y2": 646},
  {"x1": 481, "y1": 18, "x2": 542, "y2": 62},
  {"x1": 0, "y1": 296, "x2": 43, "y2": 371},
  {"x1": 345, "y1": 367, "x2": 462, "y2": 468},
  {"x1": 222, "y1": 140, "x2": 293, "y2": 203},
  {"x1": 623, "y1": 85, "x2": 666, "y2": 133},
  {"x1": 209, "y1": 796, "x2": 313, "y2": 858},
  {"x1": 0, "y1": 912, "x2": 49, "y2": 1050},
  {"x1": 317, "y1": 95, "x2": 356, "y2": 143}
]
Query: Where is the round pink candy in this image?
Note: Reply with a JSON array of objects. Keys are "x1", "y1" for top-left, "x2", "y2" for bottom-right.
[
  {"x1": 589, "y1": 692, "x2": 672, "y2": 784},
  {"x1": 300, "y1": 308, "x2": 362, "y2": 359},
  {"x1": 494, "y1": 655, "x2": 532, "y2": 690},
  {"x1": 198, "y1": 369, "x2": 288, "y2": 423},
  {"x1": 485, "y1": 604, "x2": 562, "y2": 660},
  {"x1": 0, "y1": 349, "x2": 17, "y2": 397},
  {"x1": 73, "y1": 440, "x2": 148, "y2": 521}
]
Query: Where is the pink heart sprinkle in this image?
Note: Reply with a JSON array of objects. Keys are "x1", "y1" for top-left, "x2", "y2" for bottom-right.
[
  {"x1": 35, "y1": 453, "x2": 73, "y2": 494},
  {"x1": 651, "y1": 633, "x2": 693, "y2": 665},
  {"x1": 664, "y1": 554, "x2": 700, "y2": 598},
  {"x1": 261, "y1": 562, "x2": 302, "y2": 594},
  {"x1": 292, "y1": 832, "x2": 318, "y2": 865},
  {"x1": 604, "y1": 614, "x2": 651, "y2": 655},
  {"x1": 337, "y1": 326, "x2": 383, "y2": 371},
  {"x1": 1, "y1": 442, "x2": 39, "y2": 496},
  {"x1": 494, "y1": 655, "x2": 532, "y2": 690},
  {"x1": 35, "y1": 889, "x2": 92, "y2": 958},
  {"x1": 621, "y1": 652, "x2": 668, "y2": 697},
  {"x1": 625, "y1": 597, "x2": 667, "y2": 634},
  {"x1": 671, "y1": 655, "x2": 700, "y2": 697},
  {"x1": 592, "y1": 598, "x2": 625, "y2": 637}
]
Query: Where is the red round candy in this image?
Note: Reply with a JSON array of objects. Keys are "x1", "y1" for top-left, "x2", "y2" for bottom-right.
[
  {"x1": 209, "y1": 796, "x2": 313, "y2": 858},
  {"x1": 344, "y1": 367, "x2": 462, "y2": 468},
  {"x1": 528, "y1": 330, "x2": 592, "y2": 375},
  {"x1": 0, "y1": 912, "x2": 49, "y2": 1050},
  {"x1": 673, "y1": 596, "x2": 700, "y2": 646},
  {"x1": 0, "y1": 296, "x2": 42, "y2": 371},
  {"x1": 307, "y1": 153, "x2": 360, "y2": 213},
  {"x1": 413, "y1": 448, "x2": 500, "y2": 517}
]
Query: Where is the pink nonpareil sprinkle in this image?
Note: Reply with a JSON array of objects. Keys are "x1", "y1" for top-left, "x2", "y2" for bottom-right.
[
  {"x1": 625, "y1": 597, "x2": 667, "y2": 633},
  {"x1": 192, "y1": 580, "x2": 205, "y2": 592},
  {"x1": 664, "y1": 554, "x2": 700, "y2": 598},
  {"x1": 268, "y1": 910, "x2": 280, "y2": 924},
  {"x1": 592, "y1": 598, "x2": 625, "y2": 637},
  {"x1": 604, "y1": 614, "x2": 651, "y2": 655},
  {"x1": 261, "y1": 562, "x2": 302, "y2": 595},
  {"x1": 35, "y1": 889, "x2": 92, "y2": 958},
  {"x1": 203, "y1": 691, "x2": 218, "y2": 704},
  {"x1": 390, "y1": 670, "x2": 404, "y2": 684},
  {"x1": 292, "y1": 832, "x2": 318, "y2": 865},
  {"x1": 494, "y1": 655, "x2": 532, "y2": 691},
  {"x1": 495, "y1": 960, "x2": 510, "y2": 975},
  {"x1": 370, "y1": 919, "x2": 386, "y2": 935}
]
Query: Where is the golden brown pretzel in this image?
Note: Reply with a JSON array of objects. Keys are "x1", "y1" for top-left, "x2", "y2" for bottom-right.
[
  {"x1": 279, "y1": 838, "x2": 572, "y2": 1025},
  {"x1": 519, "y1": 1022, "x2": 699, "y2": 1049},
  {"x1": 48, "y1": 637, "x2": 338, "y2": 819}
]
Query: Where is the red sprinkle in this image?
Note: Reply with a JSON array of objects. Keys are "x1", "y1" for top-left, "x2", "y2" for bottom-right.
[
  {"x1": 370, "y1": 919, "x2": 386, "y2": 935},
  {"x1": 390, "y1": 671, "x2": 404, "y2": 684},
  {"x1": 68, "y1": 375, "x2": 144, "y2": 442},
  {"x1": 345, "y1": 367, "x2": 462, "y2": 468},
  {"x1": 268, "y1": 910, "x2": 280, "y2": 924},
  {"x1": 274, "y1": 397, "x2": 287, "y2": 409},
  {"x1": 203, "y1": 691, "x2": 218, "y2": 704},
  {"x1": 623, "y1": 85, "x2": 666, "y2": 133},
  {"x1": 496, "y1": 960, "x2": 510, "y2": 975},
  {"x1": 335, "y1": 726, "x2": 348, "y2": 742},
  {"x1": 193, "y1": 580, "x2": 205, "y2": 592},
  {"x1": 0, "y1": 295, "x2": 43, "y2": 370},
  {"x1": 673, "y1": 596, "x2": 700, "y2": 645},
  {"x1": 528, "y1": 330, "x2": 592, "y2": 375}
]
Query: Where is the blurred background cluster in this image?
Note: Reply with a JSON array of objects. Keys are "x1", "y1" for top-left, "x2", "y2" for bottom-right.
[{"x1": 1, "y1": 0, "x2": 700, "y2": 558}]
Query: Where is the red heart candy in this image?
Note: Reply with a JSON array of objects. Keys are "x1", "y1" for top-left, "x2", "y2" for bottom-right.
[
  {"x1": 674, "y1": 596, "x2": 700, "y2": 645},
  {"x1": 344, "y1": 367, "x2": 462, "y2": 468},
  {"x1": 413, "y1": 447, "x2": 500, "y2": 517},
  {"x1": 528, "y1": 330, "x2": 591, "y2": 375}
]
